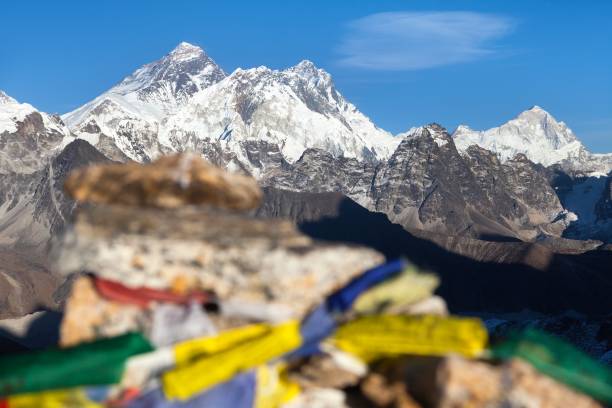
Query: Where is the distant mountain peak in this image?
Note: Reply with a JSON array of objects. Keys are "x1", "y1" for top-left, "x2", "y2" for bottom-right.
[
  {"x1": 454, "y1": 124, "x2": 474, "y2": 133},
  {"x1": 528, "y1": 104, "x2": 545, "y2": 112},
  {"x1": 396, "y1": 124, "x2": 452, "y2": 148},
  {"x1": 294, "y1": 59, "x2": 316, "y2": 68},
  {"x1": 63, "y1": 41, "x2": 226, "y2": 127},
  {"x1": 518, "y1": 105, "x2": 556, "y2": 121},
  {"x1": 287, "y1": 59, "x2": 331, "y2": 82},
  {"x1": 290, "y1": 59, "x2": 319, "y2": 74},
  {"x1": 167, "y1": 41, "x2": 207, "y2": 62},
  {"x1": 452, "y1": 106, "x2": 589, "y2": 168},
  {"x1": 426, "y1": 123, "x2": 447, "y2": 132},
  {"x1": 171, "y1": 41, "x2": 202, "y2": 53},
  {"x1": 0, "y1": 90, "x2": 17, "y2": 105}
]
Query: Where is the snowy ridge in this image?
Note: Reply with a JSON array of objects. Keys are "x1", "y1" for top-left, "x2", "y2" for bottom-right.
[
  {"x1": 159, "y1": 59, "x2": 400, "y2": 164},
  {"x1": 0, "y1": 91, "x2": 70, "y2": 140},
  {"x1": 63, "y1": 42, "x2": 226, "y2": 126},
  {"x1": 0, "y1": 91, "x2": 38, "y2": 134},
  {"x1": 453, "y1": 106, "x2": 585, "y2": 166},
  {"x1": 62, "y1": 42, "x2": 400, "y2": 165},
  {"x1": 399, "y1": 125, "x2": 451, "y2": 148},
  {"x1": 61, "y1": 42, "x2": 609, "y2": 174},
  {"x1": 0, "y1": 90, "x2": 73, "y2": 174},
  {"x1": 452, "y1": 106, "x2": 611, "y2": 174}
]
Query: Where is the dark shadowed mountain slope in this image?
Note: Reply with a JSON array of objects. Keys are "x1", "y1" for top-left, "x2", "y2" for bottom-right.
[{"x1": 257, "y1": 187, "x2": 612, "y2": 316}]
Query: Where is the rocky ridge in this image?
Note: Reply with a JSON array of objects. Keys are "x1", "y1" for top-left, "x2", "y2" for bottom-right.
[
  {"x1": 265, "y1": 124, "x2": 571, "y2": 241},
  {"x1": 0, "y1": 91, "x2": 72, "y2": 175}
]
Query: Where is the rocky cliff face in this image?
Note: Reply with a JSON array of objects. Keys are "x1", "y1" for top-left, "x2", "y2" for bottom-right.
[
  {"x1": 0, "y1": 140, "x2": 111, "y2": 317},
  {"x1": 0, "y1": 91, "x2": 72, "y2": 175},
  {"x1": 0, "y1": 140, "x2": 110, "y2": 252},
  {"x1": 264, "y1": 125, "x2": 568, "y2": 241}
]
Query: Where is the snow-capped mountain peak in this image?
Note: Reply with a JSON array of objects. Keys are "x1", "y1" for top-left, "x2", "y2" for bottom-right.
[
  {"x1": 159, "y1": 58, "x2": 400, "y2": 165},
  {"x1": 516, "y1": 105, "x2": 578, "y2": 146},
  {"x1": 453, "y1": 106, "x2": 585, "y2": 166},
  {"x1": 0, "y1": 91, "x2": 73, "y2": 174},
  {"x1": 0, "y1": 90, "x2": 17, "y2": 105},
  {"x1": 113, "y1": 41, "x2": 224, "y2": 97},
  {"x1": 167, "y1": 41, "x2": 206, "y2": 61},
  {"x1": 399, "y1": 124, "x2": 452, "y2": 148},
  {"x1": 63, "y1": 43, "x2": 401, "y2": 165},
  {"x1": 63, "y1": 42, "x2": 226, "y2": 128},
  {"x1": 287, "y1": 60, "x2": 330, "y2": 82},
  {"x1": 0, "y1": 91, "x2": 38, "y2": 134}
]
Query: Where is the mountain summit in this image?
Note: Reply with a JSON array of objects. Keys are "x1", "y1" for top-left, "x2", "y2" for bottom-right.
[
  {"x1": 452, "y1": 106, "x2": 611, "y2": 173},
  {"x1": 63, "y1": 42, "x2": 226, "y2": 127},
  {"x1": 62, "y1": 42, "x2": 399, "y2": 165},
  {"x1": 0, "y1": 90, "x2": 17, "y2": 105}
]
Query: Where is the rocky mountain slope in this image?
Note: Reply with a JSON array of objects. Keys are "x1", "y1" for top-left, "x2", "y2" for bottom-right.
[
  {"x1": 0, "y1": 140, "x2": 110, "y2": 252},
  {"x1": 58, "y1": 43, "x2": 612, "y2": 242},
  {"x1": 2, "y1": 41, "x2": 611, "y2": 246},
  {"x1": 0, "y1": 140, "x2": 110, "y2": 317},
  {"x1": 264, "y1": 124, "x2": 571, "y2": 241},
  {"x1": 0, "y1": 91, "x2": 72, "y2": 174},
  {"x1": 559, "y1": 174, "x2": 612, "y2": 243},
  {"x1": 254, "y1": 188, "x2": 612, "y2": 315}
]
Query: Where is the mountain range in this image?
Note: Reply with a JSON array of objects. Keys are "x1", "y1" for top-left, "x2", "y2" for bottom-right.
[{"x1": 1, "y1": 41, "x2": 611, "y2": 322}]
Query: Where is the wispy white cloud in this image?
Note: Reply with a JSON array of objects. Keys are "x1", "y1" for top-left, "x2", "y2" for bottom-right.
[{"x1": 337, "y1": 11, "x2": 516, "y2": 70}]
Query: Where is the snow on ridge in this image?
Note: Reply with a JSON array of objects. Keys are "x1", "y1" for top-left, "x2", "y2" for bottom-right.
[
  {"x1": 397, "y1": 124, "x2": 451, "y2": 148},
  {"x1": 163, "y1": 59, "x2": 400, "y2": 163},
  {"x1": 0, "y1": 91, "x2": 37, "y2": 134},
  {"x1": 62, "y1": 41, "x2": 227, "y2": 128},
  {"x1": 167, "y1": 41, "x2": 205, "y2": 62},
  {"x1": 452, "y1": 106, "x2": 586, "y2": 167},
  {"x1": 0, "y1": 90, "x2": 18, "y2": 105},
  {"x1": 61, "y1": 42, "x2": 402, "y2": 165}
]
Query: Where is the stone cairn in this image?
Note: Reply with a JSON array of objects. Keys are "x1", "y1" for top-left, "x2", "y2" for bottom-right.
[
  {"x1": 57, "y1": 153, "x2": 384, "y2": 346},
  {"x1": 0, "y1": 153, "x2": 605, "y2": 407}
]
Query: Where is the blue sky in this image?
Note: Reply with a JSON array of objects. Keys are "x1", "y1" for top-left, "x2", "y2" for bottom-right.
[{"x1": 1, "y1": 0, "x2": 611, "y2": 152}]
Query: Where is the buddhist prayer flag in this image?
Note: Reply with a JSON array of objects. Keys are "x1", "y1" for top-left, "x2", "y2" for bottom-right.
[
  {"x1": 0, "y1": 387, "x2": 105, "y2": 408},
  {"x1": 163, "y1": 321, "x2": 302, "y2": 400},
  {"x1": 492, "y1": 329, "x2": 612, "y2": 404},
  {"x1": 353, "y1": 266, "x2": 439, "y2": 314},
  {"x1": 128, "y1": 373, "x2": 256, "y2": 408},
  {"x1": 332, "y1": 315, "x2": 488, "y2": 361},
  {"x1": 0, "y1": 333, "x2": 152, "y2": 397}
]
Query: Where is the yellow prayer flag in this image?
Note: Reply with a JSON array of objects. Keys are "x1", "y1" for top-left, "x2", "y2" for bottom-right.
[
  {"x1": 254, "y1": 363, "x2": 300, "y2": 408},
  {"x1": 332, "y1": 314, "x2": 487, "y2": 361},
  {"x1": 6, "y1": 388, "x2": 103, "y2": 408},
  {"x1": 353, "y1": 267, "x2": 439, "y2": 314},
  {"x1": 163, "y1": 320, "x2": 302, "y2": 400},
  {"x1": 174, "y1": 323, "x2": 270, "y2": 366}
]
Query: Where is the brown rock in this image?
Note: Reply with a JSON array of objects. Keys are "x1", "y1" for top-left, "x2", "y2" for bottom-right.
[
  {"x1": 395, "y1": 355, "x2": 603, "y2": 408},
  {"x1": 55, "y1": 205, "x2": 384, "y2": 319},
  {"x1": 64, "y1": 153, "x2": 262, "y2": 210},
  {"x1": 290, "y1": 349, "x2": 365, "y2": 390},
  {"x1": 501, "y1": 359, "x2": 602, "y2": 408},
  {"x1": 360, "y1": 373, "x2": 422, "y2": 408},
  {"x1": 59, "y1": 276, "x2": 148, "y2": 347}
]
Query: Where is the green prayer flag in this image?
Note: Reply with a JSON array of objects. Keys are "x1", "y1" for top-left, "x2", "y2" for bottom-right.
[
  {"x1": 491, "y1": 328, "x2": 612, "y2": 403},
  {"x1": 0, "y1": 333, "x2": 153, "y2": 396}
]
